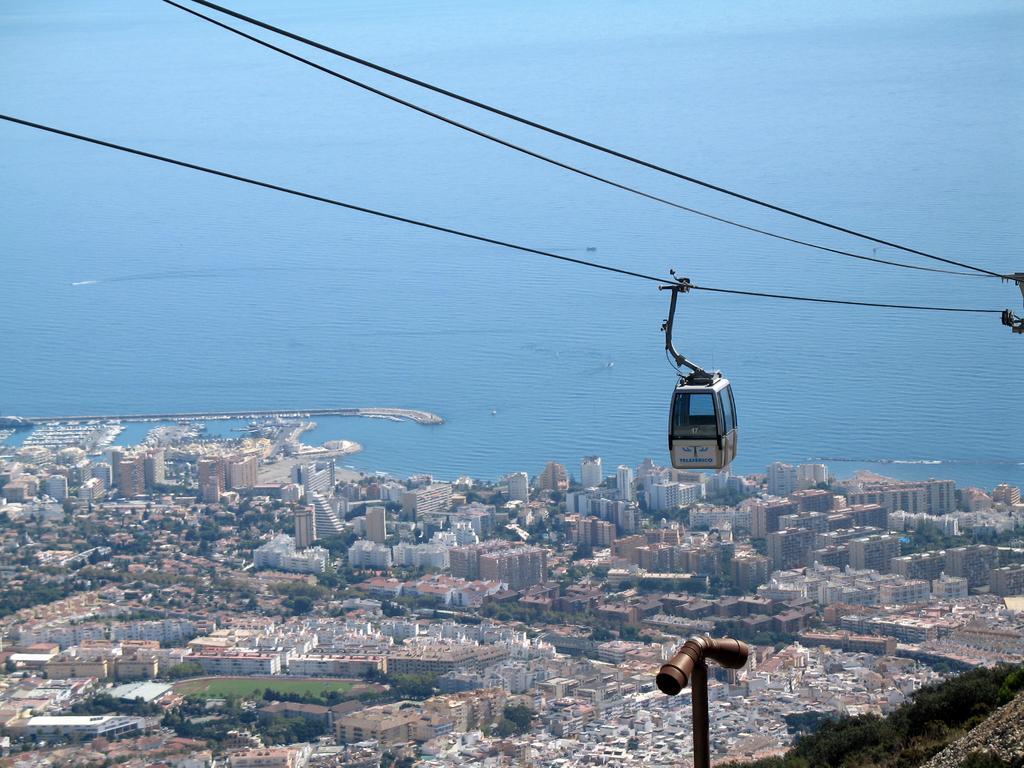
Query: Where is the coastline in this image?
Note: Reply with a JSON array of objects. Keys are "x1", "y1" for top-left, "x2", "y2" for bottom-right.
[{"x1": 14, "y1": 406, "x2": 444, "y2": 427}]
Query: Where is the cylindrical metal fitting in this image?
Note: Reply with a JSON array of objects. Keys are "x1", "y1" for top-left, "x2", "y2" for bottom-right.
[{"x1": 656, "y1": 636, "x2": 749, "y2": 695}]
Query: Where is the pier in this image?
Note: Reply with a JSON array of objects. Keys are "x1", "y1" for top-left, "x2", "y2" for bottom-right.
[{"x1": 16, "y1": 407, "x2": 444, "y2": 426}]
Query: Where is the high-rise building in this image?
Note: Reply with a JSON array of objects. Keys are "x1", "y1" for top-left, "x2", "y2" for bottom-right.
[
  {"x1": 750, "y1": 500, "x2": 798, "y2": 538},
  {"x1": 848, "y1": 534, "x2": 901, "y2": 573},
  {"x1": 197, "y1": 458, "x2": 225, "y2": 503},
  {"x1": 538, "y1": 461, "x2": 569, "y2": 492},
  {"x1": 767, "y1": 528, "x2": 816, "y2": 570},
  {"x1": 143, "y1": 449, "x2": 165, "y2": 489},
  {"x1": 991, "y1": 565, "x2": 1024, "y2": 596},
  {"x1": 813, "y1": 545, "x2": 849, "y2": 569},
  {"x1": 890, "y1": 551, "x2": 946, "y2": 582},
  {"x1": 730, "y1": 552, "x2": 770, "y2": 591},
  {"x1": 944, "y1": 545, "x2": 998, "y2": 588},
  {"x1": 293, "y1": 506, "x2": 316, "y2": 550},
  {"x1": 767, "y1": 462, "x2": 798, "y2": 496},
  {"x1": 391, "y1": 541, "x2": 449, "y2": 570},
  {"x1": 78, "y1": 477, "x2": 105, "y2": 502},
  {"x1": 993, "y1": 484, "x2": 1021, "y2": 505},
  {"x1": 366, "y1": 506, "x2": 387, "y2": 544},
  {"x1": 507, "y1": 472, "x2": 529, "y2": 502},
  {"x1": 44, "y1": 475, "x2": 68, "y2": 502},
  {"x1": 796, "y1": 463, "x2": 829, "y2": 489},
  {"x1": 649, "y1": 482, "x2": 702, "y2": 512},
  {"x1": 115, "y1": 453, "x2": 146, "y2": 498},
  {"x1": 450, "y1": 544, "x2": 528, "y2": 581},
  {"x1": 90, "y1": 461, "x2": 112, "y2": 490},
  {"x1": 109, "y1": 450, "x2": 125, "y2": 491},
  {"x1": 451, "y1": 503, "x2": 496, "y2": 538},
  {"x1": 923, "y1": 479, "x2": 957, "y2": 515},
  {"x1": 292, "y1": 460, "x2": 336, "y2": 498},
  {"x1": 845, "y1": 479, "x2": 956, "y2": 515},
  {"x1": 401, "y1": 483, "x2": 453, "y2": 518},
  {"x1": 347, "y1": 539, "x2": 392, "y2": 569},
  {"x1": 479, "y1": 546, "x2": 547, "y2": 590},
  {"x1": 777, "y1": 511, "x2": 831, "y2": 534},
  {"x1": 254, "y1": 534, "x2": 328, "y2": 573},
  {"x1": 566, "y1": 515, "x2": 616, "y2": 549},
  {"x1": 617, "y1": 465, "x2": 634, "y2": 502},
  {"x1": 580, "y1": 456, "x2": 603, "y2": 488},
  {"x1": 309, "y1": 492, "x2": 345, "y2": 537},
  {"x1": 789, "y1": 489, "x2": 834, "y2": 513},
  {"x1": 846, "y1": 503, "x2": 887, "y2": 529},
  {"x1": 227, "y1": 455, "x2": 258, "y2": 490},
  {"x1": 452, "y1": 520, "x2": 479, "y2": 546},
  {"x1": 932, "y1": 574, "x2": 969, "y2": 599}
]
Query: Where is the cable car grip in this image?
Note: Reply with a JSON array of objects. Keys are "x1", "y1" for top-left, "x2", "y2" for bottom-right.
[
  {"x1": 660, "y1": 272, "x2": 716, "y2": 383},
  {"x1": 1003, "y1": 273, "x2": 1024, "y2": 333}
]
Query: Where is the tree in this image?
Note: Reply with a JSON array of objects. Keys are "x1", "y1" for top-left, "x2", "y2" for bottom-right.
[
  {"x1": 388, "y1": 673, "x2": 438, "y2": 700},
  {"x1": 165, "y1": 661, "x2": 204, "y2": 680},
  {"x1": 284, "y1": 595, "x2": 314, "y2": 615},
  {"x1": 503, "y1": 704, "x2": 533, "y2": 734},
  {"x1": 570, "y1": 541, "x2": 593, "y2": 561}
]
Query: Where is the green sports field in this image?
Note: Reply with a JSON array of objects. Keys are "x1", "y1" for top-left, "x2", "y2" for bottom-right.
[{"x1": 173, "y1": 677, "x2": 357, "y2": 699}]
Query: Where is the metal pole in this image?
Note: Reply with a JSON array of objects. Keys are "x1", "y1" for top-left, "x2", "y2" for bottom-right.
[{"x1": 691, "y1": 660, "x2": 710, "y2": 768}]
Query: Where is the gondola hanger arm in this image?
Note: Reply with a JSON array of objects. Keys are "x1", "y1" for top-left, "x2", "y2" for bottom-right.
[
  {"x1": 660, "y1": 272, "x2": 717, "y2": 383},
  {"x1": 1002, "y1": 272, "x2": 1024, "y2": 333}
]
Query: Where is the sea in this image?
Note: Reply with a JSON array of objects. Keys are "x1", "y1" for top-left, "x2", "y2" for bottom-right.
[{"x1": 1, "y1": 0, "x2": 1022, "y2": 488}]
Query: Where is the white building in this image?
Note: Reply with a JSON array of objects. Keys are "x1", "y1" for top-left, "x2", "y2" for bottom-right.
[
  {"x1": 878, "y1": 580, "x2": 931, "y2": 605},
  {"x1": 227, "y1": 455, "x2": 259, "y2": 490},
  {"x1": 78, "y1": 477, "x2": 105, "y2": 502},
  {"x1": 310, "y1": 492, "x2": 345, "y2": 537},
  {"x1": 402, "y1": 483, "x2": 453, "y2": 517},
  {"x1": 44, "y1": 475, "x2": 68, "y2": 502},
  {"x1": 193, "y1": 652, "x2": 281, "y2": 676},
  {"x1": 111, "y1": 619, "x2": 198, "y2": 644},
  {"x1": 649, "y1": 482, "x2": 703, "y2": 512},
  {"x1": 932, "y1": 574, "x2": 969, "y2": 599},
  {"x1": 888, "y1": 510, "x2": 960, "y2": 536},
  {"x1": 292, "y1": 460, "x2": 335, "y2": 497},
  {"x1": 380, "y1": 481, "x2": 407, "y2": 503},
  {"x1": 392, "y1": 541, "x2": 449, "y2": 570},
  {"x1": 616, "y1": 465, "x2": 634, "y2": 502},
  {"x1": 280, "y1": 483, "x2": 303, "y2": 503},
  {"x1": 452, "y1": 520, "x2": 479, "y2": 546},
  {"x1": 23, "y1": 715, "x2": 145, "y2": 740},
  {"x1": 767, "y1": 462, "x2": 798, "y2": 496},
  {"x1": 507, "y1": 472, "x2": 530, "y2": 502},
  {"x1": 796, "y1": 463, "x2": 829, "y2": 489},
  {"x1": 348, "y1": 539, "x2": 393, "y2": 569},
  {"x1": 580, "y1": 456, "x2": 603, "y2": 488},
  {"x1": 90, "y1": 461, "x2": 112, "y2": 488},
  {"x1": 253, "y1": 534, "x2": 328, "y2": 574}
]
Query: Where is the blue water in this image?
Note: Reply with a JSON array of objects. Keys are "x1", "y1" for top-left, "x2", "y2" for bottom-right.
[{"x1": 2, "y1": 1, "x2": 1022, "y2": 488}]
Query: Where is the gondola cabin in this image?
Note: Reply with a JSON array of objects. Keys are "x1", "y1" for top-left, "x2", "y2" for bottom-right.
[{"x1": 669, "y1": 376, "x2": 738, "y2": 470}]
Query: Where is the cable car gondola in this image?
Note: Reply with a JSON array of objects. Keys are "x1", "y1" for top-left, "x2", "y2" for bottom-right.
[
  {"x1": 669, "y1": 374, "x2": 737, "y2": 470},
  {"x1": 662, "y1": 277, "x2": 738, "y2": 470}
]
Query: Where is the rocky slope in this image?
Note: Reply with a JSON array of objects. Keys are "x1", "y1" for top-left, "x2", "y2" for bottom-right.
[{"x1": 921, "y1": 693, "x2": 1024, "y2": 767}]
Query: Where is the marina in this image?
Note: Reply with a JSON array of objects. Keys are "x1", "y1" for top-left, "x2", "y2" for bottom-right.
[
  {"x1": 17, "y1": 421, "x2": 123, "y2": 452},
  {"x1": 15, "y1": 407, "x2": 444, "y2": 427}
]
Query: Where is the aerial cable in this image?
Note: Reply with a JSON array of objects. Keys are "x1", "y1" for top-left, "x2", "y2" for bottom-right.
[
  {"x1": 174, "y1": 0, "x2": 1010, "y2": 280},
  {"x1": 0, "y1": 114, "x2": 1004, "y2": 318},
  {"x1": 161, "y1": 0, "x2": 980, "y2": 279},
  {"x1": 0, "y1": 114, "x2": 668, "y2": 287}
]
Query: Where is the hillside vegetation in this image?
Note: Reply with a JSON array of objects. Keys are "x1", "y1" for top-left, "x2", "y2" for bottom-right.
[{"x1": 730, "y1": 664, "x2": 1024, "y2": 768}]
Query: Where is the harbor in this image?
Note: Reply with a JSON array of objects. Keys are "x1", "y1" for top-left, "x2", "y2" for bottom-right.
[{"x1": 13, "y1": 407, "x2": 444, "y2": 427}]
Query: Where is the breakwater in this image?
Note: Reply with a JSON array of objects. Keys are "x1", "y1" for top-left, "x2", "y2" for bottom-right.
[{"x1": 17, "y1": 407, "x2": 444, "y2": 426}]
